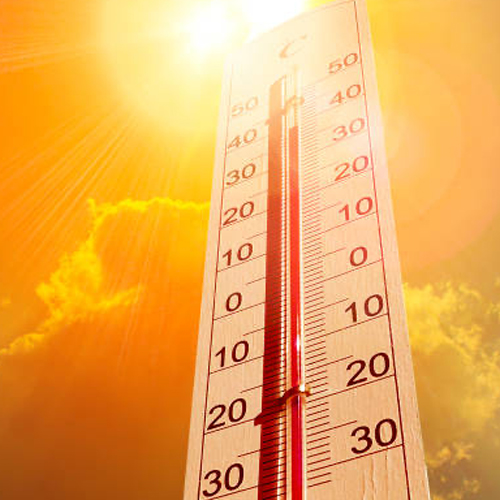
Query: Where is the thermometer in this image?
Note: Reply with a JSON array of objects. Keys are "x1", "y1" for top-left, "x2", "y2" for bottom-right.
[{"x1": 184, "y1": 1, "x2": 430, "y2": 499}]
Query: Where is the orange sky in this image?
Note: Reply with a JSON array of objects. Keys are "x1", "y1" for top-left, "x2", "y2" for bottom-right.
[{"x1": 1, "y1": 1, "x2": 500, "y2": 499}]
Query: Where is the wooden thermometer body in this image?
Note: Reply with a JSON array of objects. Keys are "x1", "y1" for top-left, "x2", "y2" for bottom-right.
[{"x1": 185, "y1": 1, "x2": 430, "y2": 499}]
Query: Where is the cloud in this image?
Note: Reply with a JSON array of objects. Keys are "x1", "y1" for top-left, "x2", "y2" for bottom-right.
[
  {"x1": 0, "y1": 196, "x2": 208, "y2": 358},
  {"x1": 88, "y1": 196, "x2": 208, "y2": 231},
  {"x1": 432, "y1": 478, "x2": 480, "y2": 500},
  {"x1": 406, "y1": 283, "x2": 500, "y2": 446},
  {"x1": 0, "y1": 195, "x2": 210, "y2": 500},
  {"x1": 405, "y1": 282, "x2": 500, "y2": 498}
]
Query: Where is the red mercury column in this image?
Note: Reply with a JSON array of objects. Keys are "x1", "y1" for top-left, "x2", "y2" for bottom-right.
[
  {"x1": 287, "y1": 78, "x2": 307, "y2": 500},
  {"x1": 259, "y1": 77, "x2": 288, "y2": 500},
  {"x1": 261, "y1": 73, "x2": 306, "y2": 500}
]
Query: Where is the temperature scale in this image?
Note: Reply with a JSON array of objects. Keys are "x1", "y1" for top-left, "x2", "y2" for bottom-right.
[{"x1": 184, "y1": 1, "x2": 430, "y2": 499}]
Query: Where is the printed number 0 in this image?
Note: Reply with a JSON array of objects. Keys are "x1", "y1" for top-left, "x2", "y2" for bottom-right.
[{"x1": 225, "y1": 292, "x2": 242, "y2": 312}]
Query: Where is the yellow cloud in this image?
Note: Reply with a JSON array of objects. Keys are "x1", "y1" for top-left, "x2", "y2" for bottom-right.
[
  {"x1": 406, "y1": 282, "x2": 500, "y2": 448},
  {"x1": 426, "y1": 441, "x2": 474, "y2": 470},
  {"x1": 88, "y1": 196, "x2": 208, "y2": 232},
  {"x1": 432, "y1": 478, "x2": 480, "y2": 500},
  {"x1": 405, "y1": 282, "x2": 500, "y2": 498},
  {"x1": 0, "y1": 196, "x2": 208, "y2": 357}
]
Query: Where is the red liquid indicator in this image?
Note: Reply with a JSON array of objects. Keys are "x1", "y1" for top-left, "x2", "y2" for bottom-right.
[{"x1": 259, "y1": 75, "x2": 307, "y2": 500}]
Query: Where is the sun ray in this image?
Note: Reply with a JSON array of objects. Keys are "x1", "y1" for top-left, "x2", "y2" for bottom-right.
[{"x1": 0, "y1": 1, "x2": 101, "y2": 72}]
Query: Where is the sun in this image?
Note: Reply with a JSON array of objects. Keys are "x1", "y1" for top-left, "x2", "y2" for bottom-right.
[
  {"x1": 183, "y1": 0, "x2": 308, "y2": 53},
  {"x1": 184, "y1": 2, "x2": 234, "y2": 55},
  {"x1": 100, "y1": 0, "x2": 308, "y2": 133}
]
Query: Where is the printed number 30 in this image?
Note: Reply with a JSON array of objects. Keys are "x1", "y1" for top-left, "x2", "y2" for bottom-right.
[
  {"x1": 203, "y1": 464, "x2": 244, "y2": 497},
  {"x1": 351, "y1": 418, "x2": 398, "y2": 454}
]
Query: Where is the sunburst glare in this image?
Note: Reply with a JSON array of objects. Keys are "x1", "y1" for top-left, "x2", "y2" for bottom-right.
[{"x1": 184, "y1": 2, "x2": 234, "y2": 54}]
